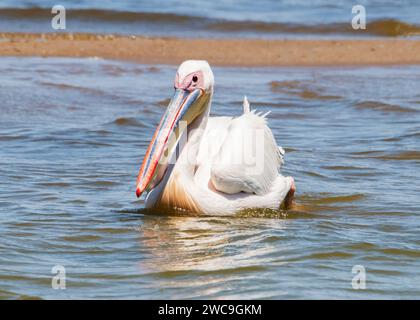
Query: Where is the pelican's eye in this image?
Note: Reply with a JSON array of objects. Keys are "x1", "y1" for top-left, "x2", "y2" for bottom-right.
[{"x1": 176, "y1": 71, "x2": 203, "y2": 91}]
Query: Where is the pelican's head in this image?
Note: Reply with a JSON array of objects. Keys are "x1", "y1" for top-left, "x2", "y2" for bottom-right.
[
  {"x1": 175, "y1": 60, "x2": 214, "y2": 94},
  {"x1": 136, "y1": 60, "x2": 214, "y2": 198}
]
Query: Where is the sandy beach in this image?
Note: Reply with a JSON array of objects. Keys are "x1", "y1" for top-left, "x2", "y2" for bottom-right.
[{"x1": 1, "y1": 33, "x2": 420, "y2": 66}]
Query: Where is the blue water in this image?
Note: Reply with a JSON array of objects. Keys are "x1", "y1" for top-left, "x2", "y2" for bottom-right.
[
  {"x1": 2, "y1": 0, "x2": 419, "y2": 24},
  {"x1": 0, "y1": 0, "x2": 419, "y2": 37},
  {"x1": 0, "y1": 57, "x2": 419, "y2": 299}
]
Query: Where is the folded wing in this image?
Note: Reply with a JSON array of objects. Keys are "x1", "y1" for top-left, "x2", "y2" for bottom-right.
[{"x1": 210, "y1": 97, "x2": 283, "y2": 195}]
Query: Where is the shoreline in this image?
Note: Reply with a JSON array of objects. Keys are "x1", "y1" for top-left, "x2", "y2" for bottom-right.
[{"x1": 1, "y1": 33, "x2": 420, "y2": 66}]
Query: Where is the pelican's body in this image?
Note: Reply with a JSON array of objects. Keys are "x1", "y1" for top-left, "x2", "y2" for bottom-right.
[{"x1": 136, "y1": 61, "x2": 295, "y2": 215}]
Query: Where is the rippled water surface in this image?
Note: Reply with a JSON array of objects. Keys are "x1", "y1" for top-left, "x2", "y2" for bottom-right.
[
  {"x1": 0, "y1": 0, "x2": 419, "y2": 37},
  {"x1": 0, "y1": 57, "x2": 419, "y2": 299}
]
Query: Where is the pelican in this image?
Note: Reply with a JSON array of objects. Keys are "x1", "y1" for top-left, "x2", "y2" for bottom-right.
[{"x1": 135, "y1": 60, "x2": 295, "y2": 215}]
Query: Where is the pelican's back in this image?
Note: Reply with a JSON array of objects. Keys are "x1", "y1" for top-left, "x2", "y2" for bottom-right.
[{"x1": 210, "y1": 100, "x2": 283, "y2": 196}]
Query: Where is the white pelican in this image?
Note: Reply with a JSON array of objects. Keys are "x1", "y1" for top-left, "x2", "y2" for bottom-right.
[{"x1": 136, "y1": 60, "x2": 295, "y2": 215}]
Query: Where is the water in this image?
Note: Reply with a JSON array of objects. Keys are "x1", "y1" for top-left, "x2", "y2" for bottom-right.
[
  {"x1": 0, "y1": 57, "x2": 419, "y2": 299},
  {"x1": 0, "y1": 0, "x2": 419, "y2": 38}
]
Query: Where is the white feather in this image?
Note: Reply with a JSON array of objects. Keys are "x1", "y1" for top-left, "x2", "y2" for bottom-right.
[
  {"x1": 243, "y1": 95, "x2": 250, "y2": 113},
  {"x1": 145, "y1": 61, "x2": 294, "y2": 215},
  {"x1": 210, "y1": 110, "x2": 281, "y2": 195}
]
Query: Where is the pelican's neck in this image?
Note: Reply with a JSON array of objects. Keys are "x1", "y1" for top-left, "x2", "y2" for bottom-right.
[
  {"x1": 180, "y1": 94, "x2": 212, "y2": 172},
  {"x1": 148, "y1": 95, "x2": 212, "y2": 211}
]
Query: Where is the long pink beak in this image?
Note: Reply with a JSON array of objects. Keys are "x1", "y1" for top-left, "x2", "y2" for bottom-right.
[{"x1": 136, "y1": 88, "x2": 202, "y2": 197}]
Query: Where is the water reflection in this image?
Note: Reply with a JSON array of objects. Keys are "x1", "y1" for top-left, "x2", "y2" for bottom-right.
[{"x1": 138, "y1": 211, "x2": 288, "y2": 273}]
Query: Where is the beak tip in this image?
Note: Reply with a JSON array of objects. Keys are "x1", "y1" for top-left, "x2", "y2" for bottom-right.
[{"x1": 136, "y1": 187, "x2": 142, "y2": 198}]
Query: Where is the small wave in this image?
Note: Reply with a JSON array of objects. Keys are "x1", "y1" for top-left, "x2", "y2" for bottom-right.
[
  {"x1": 303, "y1": 251, "x2": 354, "y2": 260},
  {"x1": 250, "y1": 101, "x2": 291, "y2": 109},
  {"x1": 271, "y1": 112, "x2": 308, "y2": 120},
  {"x1": 36, "y1": 182, "x2": 71, "y2": 187},
  {"x1": 0, "y1": 134, "x2": 28, "y2": 141},
  {"x1": 374, "y1": 150, "x2": 420, "y2": 161},
  {"x1": 369, "y1": 268, "x2": 403, "y2": 276},
  {"x1": 383, "y1": 131, "x2": 420, "y2": 142},
  {"x1": 0, "y1": 288, "x2": 41, "y2": 300},
  {"x1": 351, "y1": 150, "x2": 381, "y2": 156},
  {"x1": 368, "y1": 19, "x2": 420, "y2": 37},
  {"x1": 85, "y1": 227, "x2": 133, "y2": 235},
  {"x1": 345, "y1": 242, "x2": 378, "y2": 251},
  {"x1": 351, "y1": 150, "x2": 420, "y2": 161},
  {"x1": 39, "y1": 81, "x2": 105, "y2": 96},
  {"x1": 147, "y1": 265, "x2": 267, "y2": 278},
  {"x1": 82, "y1": 180, "x2": 118, "y2": 187},
  {"x1": 110, "y1": 117, "x2": 145, "y2": 127},
  {"x1": 303, "y1": 171, "x2": 326, "y2": 178},
  {"x1": 237, "y1": 208, "x2": 288, "y2": 219},
  {"x1": 270, "y1": 81, "x2": 341, "y2": 101},
  {"x1": 402, "y1": 131, "x2": 420, "y2": 138},
  {"x1": 209, "y1": 18, "x2": 420, "y2": 37},
  {"x1": 353, "y1": 210, "x2": 411, "y2": 217},
  {"x1": 120, "y1": 207, "x2": 203, "y2": 217},
  {"x1": 270, "y1": 80, "x2": 300, "y2": 91},
  {"x1": 300, "y1": 193, "x2": 365, "y2": 205},
  {"x1": 379, "y1": 248, "x2": 420, "y2": 258},
  {"x1": 355, "y1": 101, "x2": 416, "y2": 113},
  {"x1": 101, "y1": 64, "x2": 126, "y2": 76},
  {"x1": 299, "y1": 90, "x2": 341, "y2": 100},
  {"x1": 0, "y1": 7, "x2": 196, "y2": 23},
  {"x1": 155, "y1": 98, "x2": 171, "y2": 107},
  {"x1": 323, "y1": 165, "x2": 370, "y2": 171},
  {"x1": 60, "y1": 234, "x2": 102, "y2": 242}
]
